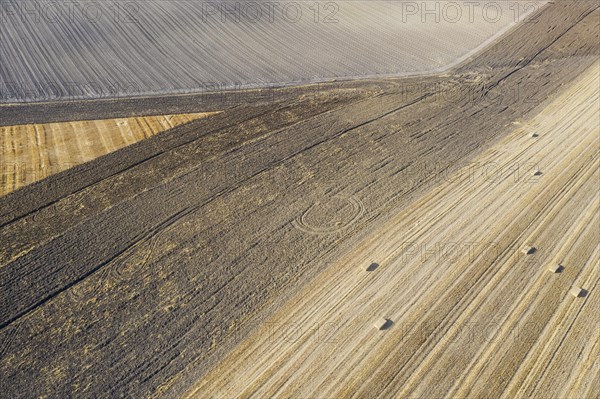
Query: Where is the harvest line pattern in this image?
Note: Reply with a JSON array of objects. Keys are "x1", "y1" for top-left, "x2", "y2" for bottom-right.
[{"x1": 0, "y1": 1, "x2": 598, "y2": 398}]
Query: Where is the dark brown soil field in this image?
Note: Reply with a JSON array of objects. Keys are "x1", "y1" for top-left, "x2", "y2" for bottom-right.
[{"x1": 0, "y1": 2, "x2": 598, "y2": 398}]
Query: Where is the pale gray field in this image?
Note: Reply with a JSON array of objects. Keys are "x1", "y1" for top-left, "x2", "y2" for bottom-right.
[{"x1": 1, "y1": 0, "x2": 541, "y2": 102}]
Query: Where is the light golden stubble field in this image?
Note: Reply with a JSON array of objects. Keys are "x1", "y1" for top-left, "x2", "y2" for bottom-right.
[
  {"x1": 0, "y1": 112, "x2": 217, "y2": 195},
  {"x1": 187, "y1": 61, "x2": 600, "y2": 399}
]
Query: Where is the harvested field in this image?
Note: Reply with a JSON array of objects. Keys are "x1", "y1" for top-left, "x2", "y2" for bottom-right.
[
  {"x1": 0, "y1": 1, "x2": 598, "y2": 398},
  {"x1": 1, "y1": 1, "x2": 543, "y2": 102},
  {"x1": 0, "y1": 113, "x2": 216, "y2": 195},
  {"x1": 187, "y1": 60, "x2": 600, "y2": 399}
]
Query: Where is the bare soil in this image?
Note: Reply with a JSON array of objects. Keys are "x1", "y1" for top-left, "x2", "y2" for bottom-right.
[{"x1": 0, "y1": 2, "x2": 598, "y2": 398}]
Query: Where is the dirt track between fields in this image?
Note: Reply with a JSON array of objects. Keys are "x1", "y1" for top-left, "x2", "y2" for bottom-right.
[{"x1": 0, "y1": 2, "x2": 598, "y2": 398}]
